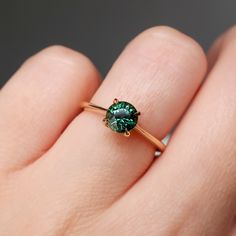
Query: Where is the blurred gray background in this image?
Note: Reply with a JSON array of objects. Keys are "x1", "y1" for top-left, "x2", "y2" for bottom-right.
[{"x1": 0, "y1": 0, "x2": 236, "y2": 87}]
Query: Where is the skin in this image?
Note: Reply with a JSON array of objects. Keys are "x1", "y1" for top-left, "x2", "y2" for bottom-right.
[{"x1": 0, "y1": 25, "x2": 236, "y2": 236}]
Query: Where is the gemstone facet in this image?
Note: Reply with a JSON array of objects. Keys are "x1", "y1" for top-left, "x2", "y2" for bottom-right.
[{"x1": 105, "y1": 101, "x2": 139, "y2": 133}]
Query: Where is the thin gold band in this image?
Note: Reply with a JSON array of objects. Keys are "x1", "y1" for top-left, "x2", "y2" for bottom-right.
[{"x1": 81, "y1": 101, "x2": 166, "y2": 152}]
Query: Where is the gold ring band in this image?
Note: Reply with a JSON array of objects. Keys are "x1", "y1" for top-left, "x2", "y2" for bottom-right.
[{"x1": 80, "y1": 99, "x2": 165, "y2": 153}]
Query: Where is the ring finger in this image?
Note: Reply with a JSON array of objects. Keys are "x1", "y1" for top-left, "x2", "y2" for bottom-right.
[{"x1": 33, "y1": 26, "x2": 207, "y2": 212}]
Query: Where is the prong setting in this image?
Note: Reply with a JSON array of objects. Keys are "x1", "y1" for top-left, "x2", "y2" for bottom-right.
[
  {"x1": 113, "y1": 98, "x2": 119, "y2": 104},
  {"x1": 102, "y1": 117, "x2": 108, "y2": 127},
  {"x1": 105, "y1": 99, "x2": 139, "y2": 133},
  {"x1": 81, "y1": 100, "x2": 166, "y2": 153},
  {"x1": 124, "y1": 129, "x2": 130, "y2": 137}
]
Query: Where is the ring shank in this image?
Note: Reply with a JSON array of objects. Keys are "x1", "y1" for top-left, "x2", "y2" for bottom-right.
[{"x1": 81, "y1": 101, "x2": 166, "y2": 152}]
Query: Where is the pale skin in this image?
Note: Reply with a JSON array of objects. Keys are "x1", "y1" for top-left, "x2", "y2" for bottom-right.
[{"x1": 1, "y1": 25, "x2": 236, "y2": 236}]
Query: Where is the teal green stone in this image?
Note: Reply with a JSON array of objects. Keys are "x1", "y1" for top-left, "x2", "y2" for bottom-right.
[{"x1": 106, "y1": 101, "x2": 138, "y2": 133}]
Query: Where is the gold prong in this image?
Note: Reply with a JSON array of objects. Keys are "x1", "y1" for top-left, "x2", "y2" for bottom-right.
[
  {"x1": 134, "y1": 111, "x2": 141, "y2": 116},
  {"x1": 102, "y1": 118, "x2": 108, "y2": 127},
  {"x1": 113, "y1": 98, "x2": 119, "y2": 104},
  {"x1": 124, "y1": 129, "x2": 130, "y2": 137}
]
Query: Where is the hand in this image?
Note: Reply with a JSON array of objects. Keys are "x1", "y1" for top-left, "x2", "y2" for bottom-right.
[{"x1": 0, "y1": 26, "x2": 236, "y2": 236}]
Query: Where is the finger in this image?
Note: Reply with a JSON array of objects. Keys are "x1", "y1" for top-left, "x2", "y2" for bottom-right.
[
  {"x1": 0, "y1": 46, "x2": 100, "y2": 172},
  {"x1": 37, "y1": 26, "x2": 206, "y2": 211},
  {"x1": 229, "y1": 219, "x2": 236, "y2": 236},
  {"x1": 109, "y1": 26, "x2": 236, "y2": 236},
  {"x1": 209, "y1": 26, "x2": 236, "y2": 236}
]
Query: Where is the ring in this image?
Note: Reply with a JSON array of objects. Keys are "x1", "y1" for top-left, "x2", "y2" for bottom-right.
[{"x1": 81, "y1": 98, "x2": 166, "y2": 153}]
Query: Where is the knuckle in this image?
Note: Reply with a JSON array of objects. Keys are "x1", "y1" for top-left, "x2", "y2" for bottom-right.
[
  {"x1": 130, "y1": 26, "x2": 206, "y2": 68},
  {"x1": 38, "y1": 45, "x2": 93, "y2": 69},
  {"x1": 22, "y1": 45, "x2": 100, "y2": 83}
]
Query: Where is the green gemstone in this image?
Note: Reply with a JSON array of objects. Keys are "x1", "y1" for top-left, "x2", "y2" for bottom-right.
[{"x1": 106, "y1": 101, "x2": 138, "y2": 133}]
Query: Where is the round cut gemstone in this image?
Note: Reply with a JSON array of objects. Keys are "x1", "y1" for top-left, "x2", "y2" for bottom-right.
[{"x1": 106, "y1": 101, "x2": 138, "y2": 133}]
